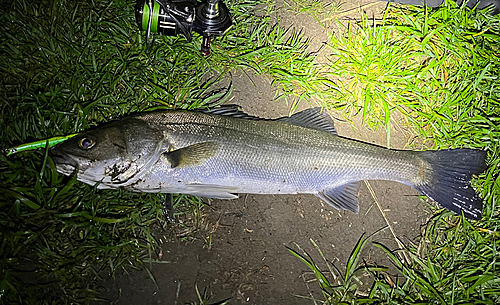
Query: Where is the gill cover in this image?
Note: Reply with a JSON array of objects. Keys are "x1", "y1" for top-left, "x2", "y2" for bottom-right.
[{"x1": 51, "y1": 117, "x2": 165, "y2": 186}]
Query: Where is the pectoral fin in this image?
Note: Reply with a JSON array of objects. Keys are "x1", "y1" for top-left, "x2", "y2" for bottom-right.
[
  {"x1": 164, "y1": 142, "x2": 220, "y2": 168},
  {"x1": 317, "y1": 182, "x2": 361, "y2": 214}
]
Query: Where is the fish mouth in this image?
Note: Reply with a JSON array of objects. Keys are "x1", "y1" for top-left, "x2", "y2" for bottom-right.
[{"x1": 50, "y1": 150, "x2": 79, "y2": 175}]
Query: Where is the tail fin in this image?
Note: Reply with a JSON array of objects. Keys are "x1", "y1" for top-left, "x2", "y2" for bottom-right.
[{"x1": 414, "y1": 149, "x2": 487, "y2": 220}]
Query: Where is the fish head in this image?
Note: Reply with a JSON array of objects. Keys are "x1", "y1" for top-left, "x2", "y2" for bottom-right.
[{"x1": 51, "y1": 117, "x2": 165, "y2": 188}]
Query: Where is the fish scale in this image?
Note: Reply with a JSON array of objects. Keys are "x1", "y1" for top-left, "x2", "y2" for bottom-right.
[
  {"x1": 51, "y1": 106, "x2": 487, "y2": 220},
  {"x1": 134, "y1": 114, "x2": 422, "y2": 194}
]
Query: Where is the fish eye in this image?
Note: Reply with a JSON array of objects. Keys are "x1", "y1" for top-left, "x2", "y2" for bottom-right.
[{"x1": 78, "y1": 137, "x2": 96, "y2": 150}]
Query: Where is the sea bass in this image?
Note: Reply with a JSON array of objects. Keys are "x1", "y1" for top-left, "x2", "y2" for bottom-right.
[{"x1": 51, "y1": 106, "x2": 487, "y2": 220}]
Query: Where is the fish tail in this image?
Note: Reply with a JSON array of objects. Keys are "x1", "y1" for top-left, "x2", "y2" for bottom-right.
[{"x1": 414, "y1": 149, "x2": 487, "y2": 220}]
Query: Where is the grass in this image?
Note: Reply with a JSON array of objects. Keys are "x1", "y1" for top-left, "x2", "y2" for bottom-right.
[
  {"x1": 325, "y1": 2, "x2": 500, "y2": 146},
  {"x1": 292, "y1": 214, "x2": 500, "y2": 303},
  {"x1": 284, "y1": 0, "x2": 342, "y2": 21},
  {"x1": 290, "y1": 1, "x2": 500, "y2": 304},
  {"x1": 0, "y1": 0, "x2": 321, "y2": 303},
  {"x1": 187, "y1": 285, "x2": 231, "y2": 305},
  {"x1": 1, "y1": 0, "x2": 499, "y2": 304}
]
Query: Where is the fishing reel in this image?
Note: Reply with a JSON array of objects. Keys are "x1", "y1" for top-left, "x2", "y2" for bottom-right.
[{"x1": 135, "y1": 0, "x2": 232, "y2": 56}]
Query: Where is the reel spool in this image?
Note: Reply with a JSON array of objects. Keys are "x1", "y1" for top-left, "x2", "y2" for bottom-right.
[{"x1": 135, "y1": 0, "x2": 232, "y2": 56}]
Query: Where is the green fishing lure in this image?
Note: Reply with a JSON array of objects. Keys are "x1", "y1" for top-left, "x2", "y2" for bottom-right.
[{"x1": 5, "y1": 134, "x2": 79, "y2": 156}]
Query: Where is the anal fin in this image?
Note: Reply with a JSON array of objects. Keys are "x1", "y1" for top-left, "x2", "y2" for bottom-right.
[{"x1": 317, "y1": 182, "x2": 361, "y2": 214}]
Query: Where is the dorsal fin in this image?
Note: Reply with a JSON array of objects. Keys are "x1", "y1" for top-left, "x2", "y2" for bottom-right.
[
  {"x1": 199, "y1": 105, "x2": 262, "y2": 120},
  {"x1": 201, "y1": 105, "x2": 337, "y2": 135},
  {"x1": 278, "y1": 108, "x2": 337, "y2": 135}
]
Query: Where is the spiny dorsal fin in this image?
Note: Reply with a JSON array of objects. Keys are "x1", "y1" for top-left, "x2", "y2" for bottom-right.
[
  {"x1": 199, "y1": 105, "x2": 262, "y2": 120},
  {"x1": 164, "y1": 142, "x2": 219, "y2": 168},
  {"x1": 278, "y1": 108, "x2": 337, "y2": 135},
  {"x1": 316, "y1": 181, "x2": 361, "y2": 213},
  {"x1": 202, "y1": 105, "x2": 337, "y2": 135}
]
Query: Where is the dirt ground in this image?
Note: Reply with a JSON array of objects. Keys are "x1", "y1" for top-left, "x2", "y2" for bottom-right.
[{"x1": 96, "y1": 1, "x2": 433, "y2": 304}]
